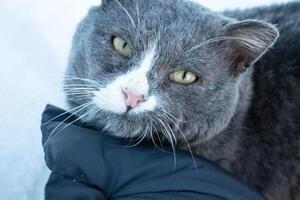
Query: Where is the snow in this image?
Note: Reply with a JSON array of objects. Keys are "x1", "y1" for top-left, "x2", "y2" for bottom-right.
[{"x1": 0, "y1": 0, "x2": 294, "y2": 199}]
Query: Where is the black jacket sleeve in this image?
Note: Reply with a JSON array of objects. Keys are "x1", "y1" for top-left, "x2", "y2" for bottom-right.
[
  {"x1": 46, "y1": 172, "x2": 106, "y2": 200},
  {"x1": 41, "y1": 105, "x2": 266, "y2": 200}
]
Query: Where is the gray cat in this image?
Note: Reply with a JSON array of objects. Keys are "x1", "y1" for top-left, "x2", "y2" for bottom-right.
[{"x1": 64, "y1": 0, "x2": 300, "y2": 199}]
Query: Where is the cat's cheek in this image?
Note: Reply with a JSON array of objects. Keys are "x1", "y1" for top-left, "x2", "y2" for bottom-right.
[{"x1": 93, "y1": 86, "x2": 127, "y2": 114}]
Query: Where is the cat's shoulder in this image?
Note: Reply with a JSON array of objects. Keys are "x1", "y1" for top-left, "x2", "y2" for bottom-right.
[{"x1": 237, "y1": 2, "x2": 300, "y2": 144}]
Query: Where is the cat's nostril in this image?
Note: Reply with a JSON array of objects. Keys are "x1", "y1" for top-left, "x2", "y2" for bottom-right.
[{"x1": 122, "y1": 89, "x2": 145, "y2": 109}]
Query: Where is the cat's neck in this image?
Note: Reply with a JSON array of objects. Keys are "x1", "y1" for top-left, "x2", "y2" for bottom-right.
[{"x1": 187, "y1": 67, "x2": 255, "y2": 171}]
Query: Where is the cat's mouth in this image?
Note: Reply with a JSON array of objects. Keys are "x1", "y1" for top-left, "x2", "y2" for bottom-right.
[
  {"x1": 93, "y1": 87, "x2": 158, "y2": 115},
  {"x1": 124, "y1": 95, "x2": 158, "y2": 115}
]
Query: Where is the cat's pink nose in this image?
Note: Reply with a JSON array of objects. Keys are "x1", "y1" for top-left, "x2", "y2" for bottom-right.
[{"x1": 122, "y1": 89, "x2": 145, "y2": 109}]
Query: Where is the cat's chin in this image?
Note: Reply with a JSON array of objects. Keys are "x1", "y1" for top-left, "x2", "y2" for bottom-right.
[{"x1": 81, "y1": 108, "x2": 153, "y2": 137}]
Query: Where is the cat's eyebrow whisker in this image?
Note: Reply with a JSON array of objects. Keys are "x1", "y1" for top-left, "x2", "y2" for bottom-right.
[
  {"x1": 135, "y1": 0, "x2": 141, "y2": 28},
  {"x1": 113, "y1": 0, "x2": 136, "y2": 28},
  {"x1": 157, "y1": 17, "x2": 163, "y2": 43},
  {"x1": 185, "y1": 36, "x2": 254, "y2": 54}
]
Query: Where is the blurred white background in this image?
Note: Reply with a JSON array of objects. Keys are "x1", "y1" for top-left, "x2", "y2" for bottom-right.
[{"x1": 0, "y1": 0, "x2": 296, "y2": 199}]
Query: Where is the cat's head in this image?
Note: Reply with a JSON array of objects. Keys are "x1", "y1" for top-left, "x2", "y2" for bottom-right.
[{"x1": 65, "y1": 0, "x2": 278, "y2": 144}]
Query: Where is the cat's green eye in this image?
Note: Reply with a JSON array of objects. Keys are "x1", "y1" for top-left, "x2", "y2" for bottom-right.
[
  {"x1": 112, "y1": 36, "x2": 132, "y2": 57},
  {"x1": 170, "y1": 70, "x2": 198, "y2": 85}
]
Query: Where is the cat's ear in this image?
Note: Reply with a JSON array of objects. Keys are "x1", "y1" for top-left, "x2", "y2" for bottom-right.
[{"x1": 224, "y1": 20, "x2": 279, "y2": 73}]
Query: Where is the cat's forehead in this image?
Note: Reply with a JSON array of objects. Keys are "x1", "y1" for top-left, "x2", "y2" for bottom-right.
[{"x1": 99, "y1": 0, "x2": 226, "y2": 41}]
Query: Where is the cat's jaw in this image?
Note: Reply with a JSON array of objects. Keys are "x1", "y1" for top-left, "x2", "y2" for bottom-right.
[{"x1": 186, "y1": 67, "x2": 255, "y2": 171}]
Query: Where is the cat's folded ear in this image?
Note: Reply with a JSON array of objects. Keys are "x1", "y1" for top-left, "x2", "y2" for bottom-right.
[{"x1": 224, "y1": 20, "x2": 279, "y2": 73}]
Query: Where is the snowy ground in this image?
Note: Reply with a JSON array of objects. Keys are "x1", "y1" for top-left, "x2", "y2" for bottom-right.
[{"x1": 0, "y1": 0, "x2": 295, "y2": 199}]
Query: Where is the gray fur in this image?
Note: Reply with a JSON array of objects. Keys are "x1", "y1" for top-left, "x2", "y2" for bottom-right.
[{"x1": 64, "y1": 0, "x2": 300, "y2": 199}]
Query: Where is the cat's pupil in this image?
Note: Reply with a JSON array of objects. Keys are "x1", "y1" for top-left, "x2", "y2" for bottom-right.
[{"x1": 182, "y1": 71, "x2": 188, "y2": 80}]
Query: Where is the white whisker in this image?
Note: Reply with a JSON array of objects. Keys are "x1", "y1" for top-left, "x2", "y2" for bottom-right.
[
  {"x1": 135, "y1": 0, "x2": 140, "y2": 28},
  {"x1": 41, "y1": 102, "x2": 91, "y2": 126},
  {"x1": 113, "y1": 0, "x2": 136, "y2": 28},
  {"x1": 156, "y1": 117, "x2": 177, "y2": 167},
  {"x1": 43, "y1": 101, "x2": 94, "y2": 148},
  {"x1": 148, "y1": 120, "x2": 165, "y2": 152},
  {"x1": 162, "y1": 113, "x2": 198, "y2": 172},
  {"x1": 44, "y1": 105, "x2": 99, "y2": 148},
  {"x1": 186, "y1": 36, "x2": 256, "y2": 54},
  {"x1": 126, "y1": 125, "x2": 149, "y2": 148},
  {"x1": 151, "y1": 119, "x2": 165, "y2": 151},
  {"x1": 64, "y1": 76, "x2": 100, "y2": 86},
  {"x1": 64, "y1": 87, "x2": 95, "y2": 91}
]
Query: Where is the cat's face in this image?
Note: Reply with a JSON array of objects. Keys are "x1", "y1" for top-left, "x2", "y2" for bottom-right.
[{"x1": 65, "y1": 0, "x2": 278, "y2": 144}]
